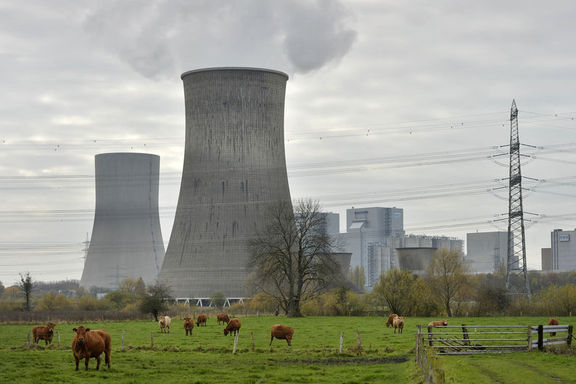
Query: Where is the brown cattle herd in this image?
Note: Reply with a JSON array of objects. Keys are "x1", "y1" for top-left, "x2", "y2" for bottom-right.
[{"x1": 27, "y1": 315, "x2": 563, "y2": 372}]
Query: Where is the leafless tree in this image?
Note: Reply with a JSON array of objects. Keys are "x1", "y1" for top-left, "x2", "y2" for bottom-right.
[{"x1": 249, "y1": 199, "x2": 339, "y2": 317}]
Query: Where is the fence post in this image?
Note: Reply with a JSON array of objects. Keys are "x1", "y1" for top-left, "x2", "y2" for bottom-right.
[
  {"x1": 150, "y1": 332, "x2": 154, "y2": 348},
  {"x1": 416, "y1": 326, "x2": 421, "y2": 362},
  {"x1": 527, "y1": 326, "x2": 533, "y2": 351},
  {"x1": 356, "y1": 331, "x2": 362, "y2": 348},
  {"x1": 427, "y1": 326, "x2": 433, "y2": 347},
  {"x1": 339, "y1": 331, "x2": 344, "y2": 353},
  {"x1": 537, "y1": 325, "x2": 543, "y2": 351},
  {"x1": 250, "y1": 332, "x2": 255, "y2": 352},
  {"x1": 233, "y1": 332, "x2": 239, "y2": 354},
  {"x1": 121, "y1": 330, "x2": 125, "y2": 351},
  {"x1": 27, "y1": 332, "x2": 31, "y2": 349},
  {"x1": 568, "y1": 325, "x2": 573, "y2": 347},
  {"x1": 461, "y1": 324, "x2": 470, "y2": 346},
  {"x1": 57, "y1": 331, "x2": 60, "y2": 348}
]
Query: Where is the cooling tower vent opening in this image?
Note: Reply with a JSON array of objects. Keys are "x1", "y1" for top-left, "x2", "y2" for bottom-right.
[{"x1": 181, "y1": 67, "x2": 289, "y2": 80}]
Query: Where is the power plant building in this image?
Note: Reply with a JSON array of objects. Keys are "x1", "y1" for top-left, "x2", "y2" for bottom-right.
[
  {"x1": 158, "y1": 68, "x2": 292, "y2": 299},
  {"x1": 367, "y1": 235, "x2": 463, "y2": 288},
  {"x1": 466, "y1": 231, "x2": 508, "y2": 274},
  {"x1": 80, "y1": 153, "x2": 165, "y2": 290},
  {"x1": 550, "y1": 229, "x2": 576, "y2": 271}
]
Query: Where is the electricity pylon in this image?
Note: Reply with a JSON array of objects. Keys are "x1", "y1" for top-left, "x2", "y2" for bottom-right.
[{"x1": 505, "y1": 100, "x2": 531, "y2": 297}]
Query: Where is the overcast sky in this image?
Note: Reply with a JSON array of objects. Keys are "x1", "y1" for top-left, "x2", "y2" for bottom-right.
[{"x1": 1, "y1": 0, "x2": 576, "y2": 286}]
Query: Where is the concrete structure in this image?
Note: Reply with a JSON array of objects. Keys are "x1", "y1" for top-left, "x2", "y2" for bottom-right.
[
  {"x1": 81, "y1": 153, "x2": 165, "y2": 290},
  {"x1": 397, "y1": 247, "x2": 437, "y2": 277},
  {"x1": 466, "y1": 231, "x2": 508, "y2": 274},
  {"x1": 321, "y1": 212, "x2": 340, "y2": 235},
  {"x1": 339, "y1": 207, "x2": 404, "y2": 272},
  {"x1": 367, "y1": 235, "x2": 463, "y2": 287},
  {"x1": 551, "y1": 229, "x2": 576, "y2": 271},
  {"x1": 158, "y1": 68, "x2": 292, "y2": 298},
  {"x1": 541, "y1": 248, "x2": 552, "y2": 271}
]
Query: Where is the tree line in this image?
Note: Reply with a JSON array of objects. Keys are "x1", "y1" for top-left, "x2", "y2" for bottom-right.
[{"x1": 2, "y1": 199, "x2": 576, "y2": 318}]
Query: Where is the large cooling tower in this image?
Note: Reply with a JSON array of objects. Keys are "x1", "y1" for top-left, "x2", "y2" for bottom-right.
[
  {"x1": 80, "y1": 153, "x2": 165, "y2": 289},
  {"x1": 158, "y1": 67, "x2": 292, "y2": 298}
]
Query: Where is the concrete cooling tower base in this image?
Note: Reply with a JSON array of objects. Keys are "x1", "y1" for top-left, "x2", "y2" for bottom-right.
[
  {"x1": 81, "y1": 153, "x2": 165, "y2": 290},
  {"x1": 158, "y1": 67, "x2": 292, "y2": 299}
]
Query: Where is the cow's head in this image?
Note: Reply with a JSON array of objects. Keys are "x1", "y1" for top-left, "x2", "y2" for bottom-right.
[
  {"x1": 224, "y1": 328, "x2": 229, "y2": 336},
  {"x1": 441, "y1": 320, "x2": 448, "y2": 326},
  {"x1": 47, "y1": 322, "x2": 56, "y2": 331},
  {"x1": 73, "y1": 326, "x2": 90, "y2": 346}
]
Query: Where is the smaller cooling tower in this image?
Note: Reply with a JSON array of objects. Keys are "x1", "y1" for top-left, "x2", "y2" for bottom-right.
[{"x1": 80, "y1": 153, "x2": 165, "y2": 290}]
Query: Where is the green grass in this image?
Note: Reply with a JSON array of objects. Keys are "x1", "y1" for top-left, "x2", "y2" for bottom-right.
[{"x1": 0, "y1": 316, "x2": 574, "y2": 383}]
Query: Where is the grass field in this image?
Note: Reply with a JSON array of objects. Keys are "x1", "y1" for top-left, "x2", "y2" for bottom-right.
[{"x1": 0, "y1": 315, "x2": 574, "y2": 383}]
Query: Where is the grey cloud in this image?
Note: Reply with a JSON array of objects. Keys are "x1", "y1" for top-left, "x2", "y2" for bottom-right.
[
  {"x1": 82, "y1": 0, "x2": 357, "y2": 78},
  {"x1": 281, "y1": 0, "x2": 357, "y2": 73}
]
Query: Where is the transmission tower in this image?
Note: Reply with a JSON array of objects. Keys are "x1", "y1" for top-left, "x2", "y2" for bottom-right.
[{"x1": 505, "y1": 100, "x2": 531, "y2": 297}]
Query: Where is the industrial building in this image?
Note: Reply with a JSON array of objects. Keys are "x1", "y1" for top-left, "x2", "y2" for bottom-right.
[
  {"x1": 465, "y1": 231, "x2": 508, "y2": 274},
  {"x1": 541, "y1": 248, "x2": 553, "y2": 271},
  {"x1": 338, "y1": 207, "x2": 405, "y2": 272},
  {"x1": 158, "y1": 68, "x2": 292, "y2": 299},
  {"x1": 550, "y1": 229, "x2": 576, "y2": 271},
  {"x1": 367, "y1": 235, "x2": 463, "y2": 288},
  {"x1": 80, "y1": 153, "x2": 165, "y2": 290}
]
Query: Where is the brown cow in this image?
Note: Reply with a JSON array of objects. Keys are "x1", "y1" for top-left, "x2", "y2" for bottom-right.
[
  {"x1": 72, "y1": 326, "x2": 111, "y2": 371},
  {"x1": 270, "y1": 324, "x2": 294, "y2": 346},
  {"x1": 386, "y1": 314, "x2": 398, "y2": 328},
  {"x1": 548, "y1": 317, "x2": 559, "y2": 336},
  {"x1": 224, "y1": 318, "x2": 241, "y2": 336},
  {"x1": 184, "y1": 317, "x2": 194, "y2": 336},
  {"x1": 33, "y1": 322, "x2": 56, "y2": 345},
  {"x1": 217, "y1": 313, "x2": 230, "y2": 325},
  {"x1": 196, "y1": 314, "x2": 208, "y2": 327},
  {"x1": 428, "y1": 320, "x2": 448, "y2": 327},
  {"x1": 393, "y1": 316, "x2": 405, "y2": 334}
]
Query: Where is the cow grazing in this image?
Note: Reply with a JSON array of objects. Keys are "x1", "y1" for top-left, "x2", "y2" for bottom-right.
[
  {"x1": 548, "y1": 318, "x2": 559, "y2": 336},
  {"x1": 196, "y1": 314, "x2": 208, "y2": 327},
  {"x1": 184, "y1": 317, "x2": 194, "y2": 336},
  {"x1": 386, "y1": 314, "x2": 398, "y2": 328},
  {"x1": 224, "y1": 318, "x2": 241, "y2": 336},
  {"x1": 270, "y1": 324, "x2": 294, "y2": 346},
  {"x1": 217, "y1": 313, "x2": 230, "y2": 325},
  {"x1": 72, "y1": 326, "x2": 111, "y2": 371},
  {"x1": 33, "y1": 322, "x2": 56, "y2": 345},
  {"x1": 428, "y1": 320, "x2": 448, "y2": 327},
  {"x1": 159, "y1": 315, "x2": 171, "y2": 333},
  {"x1": 393, "y1": 316, "x2": 405, "y2": 334}
]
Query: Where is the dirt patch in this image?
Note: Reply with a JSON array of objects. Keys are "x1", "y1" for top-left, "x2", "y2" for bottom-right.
[
  {"x1": 508, "y1": 359, "x2": 566, "y2": 383},
  {"x1": 468, "y1": 361, "x2": 506, "y2": 384}
]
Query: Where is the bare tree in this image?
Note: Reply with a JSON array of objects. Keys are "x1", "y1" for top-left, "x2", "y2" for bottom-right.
[
  {"x1": 427, "y1": 248, "x2": 468, "y2": 317},
  {"x1": 249, "y1": 199, "x2": 339, "y2": 317},
  {"x1": 19, "y1": 272, "x2": 33, "y2": 312}
]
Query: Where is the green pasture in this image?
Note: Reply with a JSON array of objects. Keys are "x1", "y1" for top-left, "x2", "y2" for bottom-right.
[{"x1": 0, "y1": 316, "x2": 574, "y2": 383}]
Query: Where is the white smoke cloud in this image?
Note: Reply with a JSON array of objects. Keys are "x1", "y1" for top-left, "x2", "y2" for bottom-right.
[{"x1": 82, "y1": 0, "x2": 357, "y2": 78}]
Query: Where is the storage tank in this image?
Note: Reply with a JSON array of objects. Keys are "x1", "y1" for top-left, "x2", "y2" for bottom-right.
[
  {"x1": 81, "y1": 153, "x2": 165, "y2": 289},
  {"x1": 158, "y1": 67, "x2": 292, "y2": 298},
  {"x1": 396, "y1": 247, "x2": 437, "y2": 277}
]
